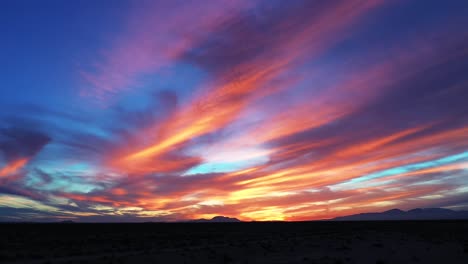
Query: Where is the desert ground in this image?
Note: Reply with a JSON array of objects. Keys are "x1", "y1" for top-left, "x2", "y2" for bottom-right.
[{"x1": 1, "y1": 221, "x2": 467, "y2": 264}]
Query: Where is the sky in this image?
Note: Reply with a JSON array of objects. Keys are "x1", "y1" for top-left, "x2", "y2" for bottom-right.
[{"x1": 0, "y1": 0, "x2": 468, "y2": 222}]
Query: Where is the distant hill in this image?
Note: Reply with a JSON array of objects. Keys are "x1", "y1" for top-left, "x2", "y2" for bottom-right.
[
  {"x1": 191, "y1": 216, "x2": 241, "y2": 223},
  {"x1": 331, "y1": 208, "x2": 468, "y2": 221},
  {"x1": 59, "y1": 220, "x2": 75, "y2": 224}
]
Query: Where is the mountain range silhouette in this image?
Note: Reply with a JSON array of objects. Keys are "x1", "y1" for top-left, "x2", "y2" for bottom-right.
[
  {"x1": 191, "y1": 216, "x2": 242, "y2": 222},
  {"x1": 331, "y1": 208, "x2": 468, "y2": 221}
]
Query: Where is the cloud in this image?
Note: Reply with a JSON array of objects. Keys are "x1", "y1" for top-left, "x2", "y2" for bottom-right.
[
  {"x1": 0, "y1": 126, "x2": 50, "y2": 162},
  {"x1": 61, "y1": 1, "x2": 468, "y2": 221},
  {"x1": 3, "y1": 0, "x2": 468, "y2": 221},
  {"x1": 101, "y1": 0, "x2": 387, "y2": 175},
  {"x1": 0, "y1": 125, "x2": 51, "y2": 187},
  {"x1": 79, "y1": 0, "x2": 254, "y2": 103}
]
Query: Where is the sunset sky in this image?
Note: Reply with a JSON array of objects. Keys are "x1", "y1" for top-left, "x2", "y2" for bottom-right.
[{"x1": 1, "y1": 0, "x2": 468, "y2": 222}]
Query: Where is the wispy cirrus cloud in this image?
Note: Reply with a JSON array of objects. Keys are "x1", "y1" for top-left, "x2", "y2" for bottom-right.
[
  {"x1": 79, "y1": 0, "x2": 254, "y2": 103},
  {"x1": 102, "y1": 0, "x2": 388, "y2": 175},
  {"x1": 2, "y1": 0, "x2": 468, "y2": 221}
]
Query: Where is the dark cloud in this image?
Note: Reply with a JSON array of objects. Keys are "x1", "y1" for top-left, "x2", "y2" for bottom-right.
[
  {"x1": 0, "y1": 184, "x2": 44, "y2": 201},
  {"x1": 0, "y1": 126, "x2": 50, "y2": 162},
  {"x1": 0, "y1": 207, "x2": 62, "y2": 222}
]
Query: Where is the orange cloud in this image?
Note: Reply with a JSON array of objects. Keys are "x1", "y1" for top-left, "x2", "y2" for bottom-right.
[
  {"x1": 0, "y1": 158, "x2": 29, "y2": 178},
  {"x1": 43, "y1": 1, "x2": 468, "y2": 222},
  {"x1": 104, "y1": 1, "x2": 389, "y2": 175}
]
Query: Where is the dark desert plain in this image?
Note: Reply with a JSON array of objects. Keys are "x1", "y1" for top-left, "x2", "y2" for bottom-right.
[
  {"x1": 2, "y1": 0, "x2": 468, "y2": 263},
  {"x1": 2, "y1": 220, "x2": 468, "y2": 264}
]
